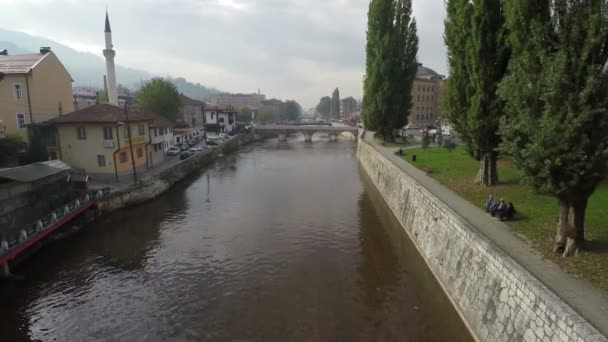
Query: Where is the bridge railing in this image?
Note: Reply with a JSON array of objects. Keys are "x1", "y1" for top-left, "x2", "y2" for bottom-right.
[{"x1": 0, "y1": 187, "x2": 110, "y2": 260}]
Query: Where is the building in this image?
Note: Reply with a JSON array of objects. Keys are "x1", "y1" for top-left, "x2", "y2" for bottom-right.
[
  {"x1": 409, "y1": 63, "x2": 444, "y2": 127},
  {"x1": 73, "y1": 85, "x2": 134, "y2": 111},
  {"x1": 210, "y1": 92, "x2": 266, "y2": 110},
  {"x1": 103, "y1": 11, "x2": 118, "y2": 106},
  {"x1": 178, "y1": 94, "x2": 205, "y2": 133},
  {"x1": 0, "y1": 48, "x2": 74, "y2": 142},
  {"x1": 203, "y1": 103, "x2": 237, "y2": 133},
  {"x1": 340, "y1": 97, "x2": 357, "y2": 116},
  {"x1": 259, "y1": 99, "x2": 285, "y2": 121},
  {"x1": 147, "y1": 113, "x2": 174, "y2": 168},
  {"x1": 45, "y1": 104, "x2": 153, "y2": 182}
]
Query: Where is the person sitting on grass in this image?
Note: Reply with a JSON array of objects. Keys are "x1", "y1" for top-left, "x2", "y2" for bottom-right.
[
  {"x1": 484, "y1": 195, "x2": 497, "y2": 213},
  {"x1": 498, "y1": 202, "x2": 516, "y2": 221},
  {"x1": 490, "y1": 198, "x2": 506, "y2": 217}
]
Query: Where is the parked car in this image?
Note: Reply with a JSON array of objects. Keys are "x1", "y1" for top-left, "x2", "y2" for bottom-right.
[
  {"x1": 218, "y1": 133, "x2": 228, "y2": 141},
  {"x1": 166, "y1": 147, "x2": 180, "y2": 156},
  {"x1": 179, "y1": 143, "x2": 189, "y2": 151},
  {"x1": 180, "y1": 150, "x2": 194, "y2": 160},
  {"x1": 189, "y1": 147, "x2": 206, "y2": 153},
  {"x1": 206, "y1": 137, "x2": 219, "y2": 146},
  {"x1": 188, "y1": 138, "x2": 199, "y2": 147}
]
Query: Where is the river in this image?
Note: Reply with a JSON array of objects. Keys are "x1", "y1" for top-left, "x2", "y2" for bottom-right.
[{"x1": 0, "y1": 135, "x2": 472, "y2": 341}]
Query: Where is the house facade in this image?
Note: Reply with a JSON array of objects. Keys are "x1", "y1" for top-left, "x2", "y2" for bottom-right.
[
  {"x1": 147, "y1": 114, "x2": 174, "y2": 168},
  {"x1": 409, "y1": 63, "x2": 444, "y2": 128},
  {"x1": 0, "y1": 48, "x2": 74, "y2": 142},
  {"x1": 45, "y1": 104, "x2": 153, "y2": 182},
  {"x1": 204, "y1": 104, "x2": 237, "y2": 133}
]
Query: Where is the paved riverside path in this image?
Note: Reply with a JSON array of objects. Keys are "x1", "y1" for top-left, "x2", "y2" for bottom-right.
[{"x1": 363, "y1": 135, "x2": 608, "y2": 337}]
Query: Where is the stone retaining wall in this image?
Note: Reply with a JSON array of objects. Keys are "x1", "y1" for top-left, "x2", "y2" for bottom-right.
[
  {"x1": 357, "y1": 139, "x2": 606, "y2": 342},
  {"x1": 98, "y1": 134, "x2": 253, "y2": 213}
]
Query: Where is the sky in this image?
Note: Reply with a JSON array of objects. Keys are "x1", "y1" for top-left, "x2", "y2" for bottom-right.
[{"x1": 0, "y1": 0, "x2": 447, "y2": 108}]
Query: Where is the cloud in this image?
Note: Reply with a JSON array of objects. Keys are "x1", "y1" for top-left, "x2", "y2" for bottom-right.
[{"x1": 0, "y1": 0, "x2": 447, "y2": 108}]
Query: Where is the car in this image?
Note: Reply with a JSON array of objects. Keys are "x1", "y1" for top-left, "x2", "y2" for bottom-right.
[
  {"x1": 206, "y1": 137, "x2": 220, "y2": 146},
  {"x1": 180, "y1": 150, "x2": 194, "y2": 160},
  {"x1": 179, "y1": 143, "x2": 189, "y2": 151},
  {"x1": 188, "y1": 138, "x2": 199, "y2": 147},
  {"x1": 166, "y1": 147, "x2": 180, "y2": 156},
  {"x1": 218, "y1": 133, "x2": 228, "y2": 141},
  {"x1": 189, "y1": 147, "x2": 206, "y2": 153}
]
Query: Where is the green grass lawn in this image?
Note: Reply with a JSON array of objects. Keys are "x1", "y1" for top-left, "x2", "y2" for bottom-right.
[{"x1": 403, "y1": 146, "x2": 608, "y2": 292}]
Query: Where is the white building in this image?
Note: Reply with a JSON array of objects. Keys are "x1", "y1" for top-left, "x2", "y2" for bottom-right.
[
  {"x1": 203, "y1": 104, "x2": 237, "y2": 134},
  {"x1": 147, "y1": 113, "x2": 174, "y2": 167}
]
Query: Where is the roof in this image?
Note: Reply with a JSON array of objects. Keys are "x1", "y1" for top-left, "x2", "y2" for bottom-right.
[
  {"x1": 179, "y1": 94, "x2": 204, "y2": 106},
  {"x1": 416, "y1": 63, "x2": 440, "y2": 77},
  {"x1": 45, "y1": 103, "x2": 153, "y2": 124},
  {"x1": 173, "y1": 120, "x2": 191, "y2": 129},
  {"x1": 147, "y1": 112, "x2": 173, "y2": 128},
  {"x1": 0, "y1": 53, "x2": 48, "y2": 74},
  {"x1": 105, "y1": 11, "x2": 112, "y2": 33},
  {"x1": 203, "y1": 103, "x2": 235, "y2": 112},
  {"x1": 0, "y1": 160, "x2": 70, "y2": 183}
]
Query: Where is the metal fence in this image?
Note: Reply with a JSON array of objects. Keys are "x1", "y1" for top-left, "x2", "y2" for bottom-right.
[{"x1": 0, "y1": 187, "x2": 110, "y2": 259}]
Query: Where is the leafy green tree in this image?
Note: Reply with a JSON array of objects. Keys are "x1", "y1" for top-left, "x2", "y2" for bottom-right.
[
  {"x1": 330, "y1": 88, "x2": 341, "y2": 119},
  {"x1": 237, "y1": 106, "x2": 252, "y2": 123},
  {"x1": 0, "y1": 134, "x2": 25, "y2": 166},
  {"x1": 256, "y1": 110, "x2": 274, "y2": 123},
  {"x1": 136, "y1": 78, "x2": 181, "y2": 121},
  {"x1": 98, "y1": 89, "x2": 109, "y2": 103},
  {"x1": 283, "y1": 100, "x2": 302, "y2": 121},
  {"x1": 499, "y1": 0, "x2": 608, "y2": 256},
  {"x1": 316, "y1": 96, "x2": 332, "y2": 118},
  {"x1": 421, "y1": 132, "x2": 431, "y2": 149},
  {"x1": 362, "y1": 0, "x2": 419, "y2": 142},
  {"x1": 22, "y1": 128, "x2": 49, "y2": 164},
  {"x1": 444, "y1": 0, "x2": 510, "y2": 186}
]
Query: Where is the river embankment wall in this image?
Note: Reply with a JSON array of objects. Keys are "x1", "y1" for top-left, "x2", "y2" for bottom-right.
[
  {"x1": 357, "y1": 138, "x2": 607, "y2": 342},
  {"x1": 98, "y1": 134, "x2": 254, "y2": 213}
]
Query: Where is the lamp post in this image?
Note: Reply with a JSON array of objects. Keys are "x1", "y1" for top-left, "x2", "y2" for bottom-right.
[{"x1": 122, "y1": 102, "x2": 137, "y2": 184}]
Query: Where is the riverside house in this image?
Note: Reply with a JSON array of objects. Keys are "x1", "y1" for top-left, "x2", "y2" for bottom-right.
[
  {"x1": 45, "y1": 103, "x2": 154, "y2": 182},
  {"x1": 0, "y1": 48, "x2": 74, "y2": 143}
]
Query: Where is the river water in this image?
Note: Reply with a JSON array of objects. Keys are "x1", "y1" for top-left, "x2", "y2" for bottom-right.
[{"x1": 0, "y1": 136, "x2": 472, "y2": 341}]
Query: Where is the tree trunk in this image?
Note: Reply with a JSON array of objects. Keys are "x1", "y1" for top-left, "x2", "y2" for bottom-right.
[
  {"x1": 553, "y1": 198, "x2": 570, "y2": 254},
  {"x1": 555, "y1": 196, "x2": 588, "y2": 257},
  {"x1": 474, "y1": 153, "x2": 499, "y2": 186}
]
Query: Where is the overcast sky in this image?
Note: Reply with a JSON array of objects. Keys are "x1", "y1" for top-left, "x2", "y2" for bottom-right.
[{"x1": 0, "y1": 0, "x2": 447, "y2": 108}]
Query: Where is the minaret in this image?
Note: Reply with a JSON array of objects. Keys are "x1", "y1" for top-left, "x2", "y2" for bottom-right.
[{"x1": 103, "y1": 10, "x2": 118, "y2": 106}]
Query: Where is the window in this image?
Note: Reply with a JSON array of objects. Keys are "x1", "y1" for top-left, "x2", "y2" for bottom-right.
[
  {"x1": 138, "y1": 124, "x2": 145, "y2": 136},
  {"x1": 103, "y1": 127, "x2": 113, "y2": 140},
  {"x1": 137, "y1": 147, "x2": 143, "y2": 158},
  {"x1": 14, "y1": 84, "x2": 23, "y2": 100},
  {"x1": 16, "y1": 113, "x2": 26, "y2": 129},
  {"x1": 97, "y1": 155, "x2": 106, "y2": 166},
  {"x1": 154, "y1": 128, "x2": 158, "y2": 137},
  {"x1": 219, "y1": 117, "x2": 225, "y2": 123},
  {"x1": 154, "y1": 144, "x2": 158, "y2": 152},
  {"x1": 176, "y1": 137, "x2": 181, "y2": 143},
  {"x1": 77, "y1": 126, "x2": 87, "y2": 140},
  {"x1": 119, "y1": 152, "x2": 127, "y2": 163},
  {"x1": 211, "y1": 112, "x2": 215, "y2": 119}
]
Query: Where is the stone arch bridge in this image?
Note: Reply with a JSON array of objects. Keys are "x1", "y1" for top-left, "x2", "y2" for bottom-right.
[{"x1": 254, "y1": 124, "x2": 358, "y2": 142}]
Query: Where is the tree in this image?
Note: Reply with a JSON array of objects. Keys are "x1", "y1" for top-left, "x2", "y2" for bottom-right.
[
  {"x1": 499, "y1": 0, "x2": 608, "y2": 256},
  {"x1": 98, "y1": 89, "x2": 109, "y2": 103},
  {"x1": 256, "y1": 110, "x2": 274, "y2": 123},
  {"x1": 330, "y1": 88, "x2": 341, "y2": 119},
  {"x1": 237, "y1": 106, "x2": 252, "y2": 123},
  {"x1": 136, "y1": 78, "x2": 181, "y2": 121},
  {"x1": 283, "y1": 100, "x2": 302, "y2": 121},
  {"x1": 0, "y1": 134, "x2": 25, "y2": 167},
  {"x1": 316, "y1": 96, "x2": 332, "y2": 118},
  {"x1": 444, "y1": 0, "x2": 511, "y2": 186},
  {"x1": 362, "y1": 0, "x2": 419, "y2": 142},
  {"x1": 22, "y1": 128, "x2": 48, "y2": 164}
]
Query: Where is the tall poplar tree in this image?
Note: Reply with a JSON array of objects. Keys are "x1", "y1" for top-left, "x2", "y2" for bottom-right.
[
  {"x1": 444, "y1": 0, "x2": 510, "y2": 186},
  {"x1": 331, "y1": 88, "x2": 341, "y2": 119},
  {"x1": 362, "y1": 0, "x2": 418, "y2": 141},
  {"x1": 499, "y1": 0, "x2": 608, "y2": 256}
]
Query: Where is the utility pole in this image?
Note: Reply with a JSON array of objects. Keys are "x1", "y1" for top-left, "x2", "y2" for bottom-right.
[{"x1": 124, "y1": 102, "x2": 137, "y2": 184}]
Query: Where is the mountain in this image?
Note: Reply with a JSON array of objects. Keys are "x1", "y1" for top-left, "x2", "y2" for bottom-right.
[{"x1": 0, "y1": 29, "x2": 220, "y2": 100}]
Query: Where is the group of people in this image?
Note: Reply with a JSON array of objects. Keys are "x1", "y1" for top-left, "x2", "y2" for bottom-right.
[{"x1": 484, "y1": 195, "x2": 516, "y2": 221}]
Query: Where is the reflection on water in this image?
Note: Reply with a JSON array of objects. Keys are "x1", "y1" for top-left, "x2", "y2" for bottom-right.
[{"x1": 0, "y1": 135, "x2": 471, "y2": 341}]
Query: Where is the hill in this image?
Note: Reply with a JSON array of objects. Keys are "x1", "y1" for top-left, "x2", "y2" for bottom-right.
[{"x1": 0, "y1": 28, "x2": 220, "y2": 100}]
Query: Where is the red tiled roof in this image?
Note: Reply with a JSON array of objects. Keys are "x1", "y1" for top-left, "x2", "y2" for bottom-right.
[
  {"x1": 147, "y1": 112, "x2": 173, "y2": 128},
  {"x1": 45, "y1": 103, "x2": 153, "y2": 124},
  {"x1": 179, "y1": 94, "x2": 204, "y2": 106}
]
